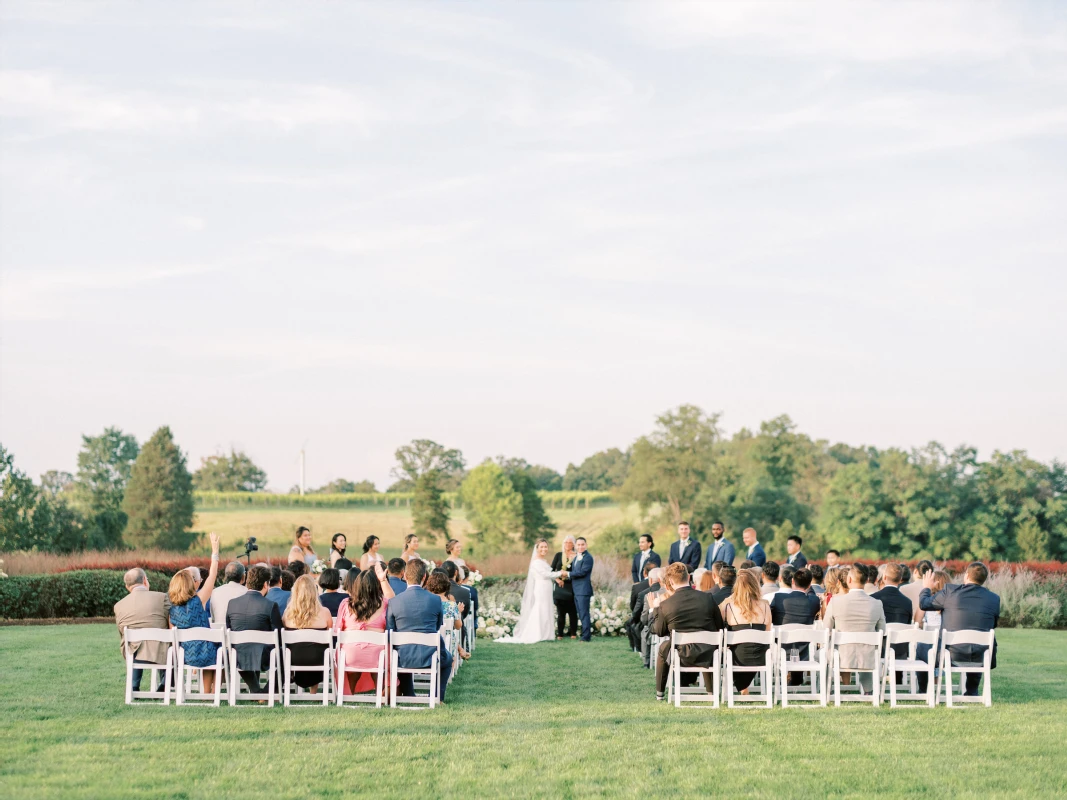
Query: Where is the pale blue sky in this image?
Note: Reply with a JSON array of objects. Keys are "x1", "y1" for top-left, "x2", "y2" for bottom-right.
[{"x1": 1, "y1": 1, "x2": 1065, "y2": 491}]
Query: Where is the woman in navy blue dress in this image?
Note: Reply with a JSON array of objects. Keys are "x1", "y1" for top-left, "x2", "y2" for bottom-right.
[{"x1": 169, "y1": 532, "x2": 222, "y2": 694}]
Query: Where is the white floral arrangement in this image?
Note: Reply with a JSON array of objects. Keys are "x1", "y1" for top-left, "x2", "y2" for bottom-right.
[
  {"x1": 422, "y1": 558, "x2": 437, "y2": 571},
  {"x1": 468, "y1": 569, "x2": 483, "y2": 585},
  {"x1": 310, "y1": 559, "x2": 329, "y2": 574},
  {"x1": 476, "y1": 590, "x2": 629, "y2": 638},
  {"x1": 0, "y1": 559, "x2": 6, "y2": 579}
]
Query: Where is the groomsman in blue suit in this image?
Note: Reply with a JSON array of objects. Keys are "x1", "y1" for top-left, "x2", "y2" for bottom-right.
[
  {"x1": 566, "y1": 537, "x2": 595, "y2": 641},
  {"x1": 703, "y1": 521, "x2": 735, "y2": 569},
  {"x1": 631, "y1": 534, "x2": 661, "y2": 583},
  {"x1": 668, "y1": 521, "x2": 702, "y2": 573},
  {"x1": 742, "y1": 527, "x2": 766, "y2": 567}
]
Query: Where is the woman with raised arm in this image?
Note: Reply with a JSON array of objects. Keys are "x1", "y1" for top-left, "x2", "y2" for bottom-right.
[
  {"x1": 335, "y1": 562, "x2": 395, "y2": 696},
  {"x1": 288, "y1": 526, "x2": 316, "y2": 568},
  {"x1": 358, "y1": 535, "x2": 384, "y2": 571},
  {"x1": 169, "y1": 532, "x2": 222, "y2": 694}
]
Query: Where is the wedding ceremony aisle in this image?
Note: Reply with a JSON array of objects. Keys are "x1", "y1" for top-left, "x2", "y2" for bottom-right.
[{"x1": 0, "y1": 625, "x2": 1065, "y2": 798}]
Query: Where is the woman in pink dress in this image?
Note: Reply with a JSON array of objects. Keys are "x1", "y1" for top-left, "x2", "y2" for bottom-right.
[{"x1": 335, "y1": 561, "x2": 395, "y2": 695}]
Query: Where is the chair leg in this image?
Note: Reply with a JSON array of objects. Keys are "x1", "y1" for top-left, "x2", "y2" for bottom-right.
[
  {"x1": 779, "y1": 656, "x2": 787, "y2": 709},
  {"x1": 834, "y1": 653, "x2": 841, "y2": 707}
]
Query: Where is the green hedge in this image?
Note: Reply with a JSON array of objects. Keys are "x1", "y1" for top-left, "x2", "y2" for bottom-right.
[{"x1": 0, "y1": 570, "x2": 170, "y2": 620}]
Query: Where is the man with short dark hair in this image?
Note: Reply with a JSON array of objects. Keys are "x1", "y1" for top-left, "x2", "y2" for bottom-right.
[
  {"x1": 919, "y1": 562, "x2": 999, "y2": 696},
  {"x1": 651, "y1": 563, "x2": 725, "y2": 701},
  {"x1": 712, "y1": 565, "x2": 736, "y2": 605},
  {"x1": 443, "y1": 560, "x2": 471, "y2": 623},
  {"x1": 667, "y1": 521, "x2": 701, "y2": 573},
  {"x1": 632, "y1": 534, "x2": 661, "y2": 583},
  {"x1": 210, "y1": 561, "x2": 247, "y2": 625},
  {"x1": 114, "y1": 567, "x2": 171, "y2": 693},
  {"x1": 825, "y1": 550, "x2": 841, "y2": 568},
  {"x1": 742, "y1": 527, "x2": 766, "y2": 567},
  {"x1": 770, "y1": 567, "x2": 821, "y2": 685},
  {"x1": 265, "y1": 565, "x2": 292, "y2": 617},
  {"x1": 808, "y1": 563, "x2": 825, "y2": 595},
  {"x1": 777, "y1": 565, "x2": 797, "y2": 596},
  {"x1": 739, "y1": 559, "x2": 755, "y2": 570},
  {"x1": 565, "y1": 537, "x2": 594, "y2": 642},
  {"x1": 280, "y1": 569, "x2": 295, "y2": 592},
  {"x1": 226, "y1": 564, "x2": 282, "y2": 693},
  {"x1": 388, "y1": 558, "x2": 452, "y2": 703},
  {"x1": 704, "y1": 521, "x2": 735, "y2": 569},
  {"x1": 872, "y1": 562, "x2": 913, "y2": 682},
  {"x1": 288, "y1": 561, "x2": 307, "y2": 579},
  {"x1": 785, "y1": 535, "x2": 807, "y2": 568},
  {"x1": 387, "y1": 558, "x2": 408, "y2": 595},
  {"x1": 760, "y1": 562, "x2": 780, "y2": 596}
]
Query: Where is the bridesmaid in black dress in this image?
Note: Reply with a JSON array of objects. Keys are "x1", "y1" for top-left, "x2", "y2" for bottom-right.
[{"x1": 720, "y1": 570, "x2": 772, "y2": 693}]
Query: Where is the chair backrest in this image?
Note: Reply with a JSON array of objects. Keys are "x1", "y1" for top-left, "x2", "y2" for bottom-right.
[
  {"x1": 175, "y1": 627, "x2": 225, "y2": 644},
  {"x1": 886, "y1": 628, "x2": 937, "y2": 647},
  {"x1": 941, "y1": 629, "x2": 994, "y2": 648},
  {"x1": 227, "y1": 630, "x2": 279, "y2": 647},
  {"x1": 390, "y1": 631, "x2": 439, "y2": 648},
  {"x1": 672, "y1": 630, "x2": 721, "y2": 647},
  {"x1": 281, "y1": 629, "x2": 332, "y2": 646},
  {"x1": 832, "y1": 630, "x2": 883, "y2": 647},
  {"x1": 338, "y1": 630, "x2": 389, "y2": 646},
  {"x1": 885, "y1": 622, "x2": 915, "y2": 632},
  {"x1": 124, "y1": 627, "x2": 174, "y2": 646},
  {"x1": 725, "y1": 629, "x2": 774, "y2": 646},
  {"x1": 778, "y1": 628, "x2": 829, "y2": 647}
]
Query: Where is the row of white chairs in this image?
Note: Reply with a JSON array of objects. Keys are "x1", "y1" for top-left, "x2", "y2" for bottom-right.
[
  {"x1": 658, "y1": 624, "x2": 994, "y2": 709},
  {"x1": 123, "y1": 625, "x2": 453, "y2": 709}
]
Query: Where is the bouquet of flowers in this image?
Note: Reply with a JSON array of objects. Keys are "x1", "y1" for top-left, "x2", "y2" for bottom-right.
[
  {"x1": 422, "y1": 557, "x2": 437, "y2": 571},
  {"x1": 310, "y1": 559, "x2": 329, "y2": 574},
  {"x1": 467, "y1": 569, "x2": 483, "y2": 585}
]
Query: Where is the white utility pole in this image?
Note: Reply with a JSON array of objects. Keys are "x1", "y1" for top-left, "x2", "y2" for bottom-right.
[{"x1": 299, "y1": 441, "x2": 307, "y2": 495}]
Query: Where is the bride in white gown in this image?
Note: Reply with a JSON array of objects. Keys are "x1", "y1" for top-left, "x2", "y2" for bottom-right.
[{"x1": 495, "y1": 539, "x2": 562, "y2": 644}]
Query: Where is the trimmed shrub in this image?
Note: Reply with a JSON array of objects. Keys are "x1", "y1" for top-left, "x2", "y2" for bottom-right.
[{"x1": 0, "y1": 570, "x2": 170, "y2": 619}]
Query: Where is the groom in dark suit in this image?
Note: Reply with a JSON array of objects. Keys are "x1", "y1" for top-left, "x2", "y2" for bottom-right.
[{"x1": 565, "y1": 537, "x2": 594, "y2": 641}]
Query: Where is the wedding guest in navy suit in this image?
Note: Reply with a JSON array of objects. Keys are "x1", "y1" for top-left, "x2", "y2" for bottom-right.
[
  {"x1": 742, "y1": 527, "x2": 766, "y2": 567},
  {"x1": 387, "y1": 559, "x2": 452, "y2": 702},
  {"x1": 919, "y1": 562, "x2": 999, "y2": 696},
  {"x1": 386, "y1": 558, "x2": 408, "y2": 595},
  {"x1": 668, "y1": 521, "x2": 702, "y2": 573},
  {"x1": 631, "y1": 534, "x2": 662, "y2": 583},
  {"x1": 566, "y1": 537, "x2": 594, "y2": 641},
  {"x1": 785, "y1": 535, "x2": 807, "y2": 568},
  {"x1": 704, "y1": 521, "x2": 736, "y2": 569}
]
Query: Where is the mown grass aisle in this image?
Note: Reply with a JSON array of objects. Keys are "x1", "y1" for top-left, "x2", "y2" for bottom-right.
[{"x1": 1, "y1": 627, "x2": 1066, "y2": 798}]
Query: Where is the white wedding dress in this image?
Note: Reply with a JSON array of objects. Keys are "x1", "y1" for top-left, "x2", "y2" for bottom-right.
[{"x1": 494, "y1": 554, "x2": 560, "y2": 644}]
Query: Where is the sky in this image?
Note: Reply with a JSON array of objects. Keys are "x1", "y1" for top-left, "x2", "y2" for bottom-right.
[{"x1": 1, "y1": 1, "x2": 1066, "y2": 492}]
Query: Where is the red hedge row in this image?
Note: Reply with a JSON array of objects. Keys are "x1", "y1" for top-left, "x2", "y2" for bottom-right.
[
  {"x1": 813, "y1": 559, "x2": 1067, "y2": 575},
  {"x1": 56, "y1": 555, "x2": 292, "y2": 576}
]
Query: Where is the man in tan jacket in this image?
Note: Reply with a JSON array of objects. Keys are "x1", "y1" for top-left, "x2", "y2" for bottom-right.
[
  {"x1": 823, "y1": 563, "x2": 886, "y2": 693},
  {"x1": 114, "y1": 568, "x2": 171, "y2": 692}
]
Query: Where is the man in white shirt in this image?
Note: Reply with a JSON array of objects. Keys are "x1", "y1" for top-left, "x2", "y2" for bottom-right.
[
  {"x1": 210, "y1": 561, "x2": 247, "y2": 625},
  {"x1": 668, "y1": 521, "x2": 702, "y2": 573}
]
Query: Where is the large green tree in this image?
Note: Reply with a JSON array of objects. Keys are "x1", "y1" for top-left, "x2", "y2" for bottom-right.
[
  {"x1": 0, "y1": 445, "x2": 37, "y2": 550},
  {"x1": 563, "y1": 448, "x2": 630, "y2": 491},
  {"x1": 123, "y1": 426, "x2": 196, "y2": 550},
  {"x1": 390, "y1": 439, "x2": 466, "y2": 492},
  {"x1": 193, "y1": 449, "x2": 268, "y2": 492},
  {"x1": 459, "y1": 460, "x2": 523, "y2": 554},
  {"x1": 412, "y1": 470, "x2": 450, "y2": 542},
  {"x1": 498, "y1": 458, "x2": 558, "y2": 546},
  {"x1": 74, "y1": 427, "x2": 139, "y2": 548}
]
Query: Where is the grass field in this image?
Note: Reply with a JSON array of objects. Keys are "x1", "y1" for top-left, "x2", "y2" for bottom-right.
[
  {"x1": 192, "y1": 504, "x2": 631, "y2": 562},
  {"x1": 0, "y1": 627, "x2": 1065, "y2": 798}
]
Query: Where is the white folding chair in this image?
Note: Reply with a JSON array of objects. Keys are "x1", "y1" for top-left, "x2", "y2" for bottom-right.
[
  {"x1": 281, "y1": 629, "x2": 333, "y2": 706},
  {"x1": 123, "y1": 628, "x2": 176, "y2": 705},
  {"x1": 390, "y1": 632, "x2": 440, "y2": 708},
  {"x1": 937, "y1": 629, "x2": 995, "y2": 708},
  {"x1": 724, "y1": 629, "x2": 775, "y2": 708},
  {"x1": 465, "y1": 613, "x2": 476, "y2": 654},
  {"x1": 175, "y1": 627, "x2": 227, "y2": 706},
  {"x1": 778, "y1": 628, "x2": 828, "y2": 707},
  {"x1": 227, "y1": 630, "x2": 279, "y2": 707},
  {"x1": 336, "y1": 630, "x2": 389, "y2": 708},
  {"x1": 882, "y1": 628, "x2": 937, "y2": 708},
  {"x1": 439, "y1": 624, "x2": 460, "y2": 682},
  {"x1": 831, "y1": 630, "x2": 883, "y2": 706},
  {"x1": 666, "y1": 630, "x2": 722, "y2": 707}
]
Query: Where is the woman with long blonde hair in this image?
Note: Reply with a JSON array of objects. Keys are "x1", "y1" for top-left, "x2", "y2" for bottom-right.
[
  {"x1": 718, "y1": 569, "x2": 771, "y2": 695},
  {"x1": 282, "y1": 574, "x2": 332, "y2": 694}
]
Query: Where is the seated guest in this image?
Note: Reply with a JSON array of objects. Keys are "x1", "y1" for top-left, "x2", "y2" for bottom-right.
[
  {"x1": 288, "y1": 560, "x2": 307, "y2": 579},
  {"x1": 825, "y1": 550, "x2": 841, "y2": 568},
  {"x1": 631, "y1": 561, "x2": 656, "y2": 610},
  {"x1": 760, "y1": 561, "x2": 780, "y2": 596},
  {"x1": 226, "y1": 564, "x2": 283, "y2": 693},
  {"x1": 168, "y1": 533, "x2": 222, "y2": 694},
  {"x1": 913, "y1": 569, "x2": 948, "y2": 691},
  {"x1": 697, "y1": 569, "x2": 716, "y2": 593},
  {"x1": 691, "y1": 567, "x2": 708, "y2": 591},
  {"x1": 317, "y1": 568, "x2": 346, "y2": 616},
  {"x1": 919, "y1": 562, "x2": 999, "y2": 696},
  {"x1": 739, "y1": 560, "x2": 755, "y2": 570},
  {"x1": 265, "y1": 566, "x2": 292, "y2": 618},
  {"x1": 443, "y1": 560, "x2": 471, "y2": 624},
  {"x1": 461, "y1": 567, "x2": 480, "y2": 637},
  {"x1": 629, "y1": 566, "x2": 662, "y2": 666},
  {"x1": 387, "y1": 559, "x2": 453, "y2": 703},
  {"x1": 823, "y1": 564, "x2": 886, "y2": 694},
  {"x1": 822, "y1": 566, "x2": 844, "y2": 614},
  {"x1": 628, "y1": 561, "x2": 656, "y2": 651},
  {"x1": 742, "y1": 527, "x2": 766, "y2": 567},
  {"x1": 770, "y1": 567, "x2": 821, "y2": 685},
  {"x1": 651, "y1": 563, "x2": 725, "y2": 701},
  {"x1": 387, "y1": 558, "x2": 408, "y2": 595},
  {"x1": 428, "y1": 570, "x2": 469, "y2": 662},
  {"x1": 872, "y1": 562, "x2": 913, "y2": 680},
  {"x1": 281, "y1": 574, "x2": 332, "y2": 694},
  {"x1": 209, "y1": 561, "x2": 247, "y2": 625},
  {"x1": 115, "y1": 567, "x2": 171, "y2": 693},
  {"x1": 808, "y1": 563, "x2": 825, "y2": 595},
  {"x1": 902, "y1": 559, "x2": 934, "y2": 608},
  {"x1": 335, "y1": 563, "x2": 395, "y2": 696},
  {"x1": 719, "y1": 570, "x2": 772, "y2": 695},
  {"x1": 863, "y1": 564, "x2": 878, "y2": 594},
  {"x1": 341, "y1": 566, "x2": 360, "y2": 599},
  {"x1": 711, "y1": 565, "x2": 736, "y2": 606},
  {"x1": 777, "y1": 565, "x2": 796, "y2": 596},
  {"x1": 631, "y1": 533, "x2": 661, "y2": 583}
]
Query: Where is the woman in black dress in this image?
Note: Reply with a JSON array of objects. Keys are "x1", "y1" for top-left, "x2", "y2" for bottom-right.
[
  {"x1": 719, "y1": 569, "x2": 772, "y2": 694},
  {"x1": 282, "y1": 575, "x2": 332, "y2": 692},
  {"x1": 550, "y1": 536, "x2": 578, "y2": 638}
]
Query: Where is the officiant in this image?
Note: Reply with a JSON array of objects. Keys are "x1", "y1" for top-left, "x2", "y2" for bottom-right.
[{"x1": 551, "y1": 536, "x2": 578, "y2": 639}]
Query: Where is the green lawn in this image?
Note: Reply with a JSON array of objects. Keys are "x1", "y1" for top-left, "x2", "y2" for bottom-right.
[{"x1": 0, "y1": 627, "x2": 1065, "y2": 798}]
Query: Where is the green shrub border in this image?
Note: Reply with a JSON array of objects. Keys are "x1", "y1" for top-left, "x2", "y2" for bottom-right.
[{"x1": 0, "y1": 570, "x2": 170, "y2": 620}]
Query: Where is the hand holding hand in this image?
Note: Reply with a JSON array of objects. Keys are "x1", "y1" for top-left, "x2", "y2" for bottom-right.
[
  {"x1": 560, "y1": 571, "x2": 569, "y2": 579},
  {"x1": 209, "y1": 532, "x2": 220, "y2": 554}
]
